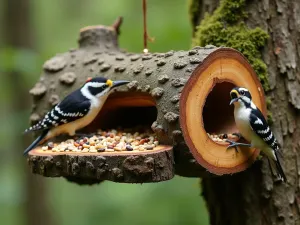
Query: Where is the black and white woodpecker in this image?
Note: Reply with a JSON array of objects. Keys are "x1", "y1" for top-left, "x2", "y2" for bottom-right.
[
  {"x1": 24, "y1": 77, "x2": 129, "y2": 155},
  {"x1": 227, "y1": 87, "x2": 287, "y2": 182}
]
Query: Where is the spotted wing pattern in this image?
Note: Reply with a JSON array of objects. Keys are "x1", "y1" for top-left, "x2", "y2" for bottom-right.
[
  {"x1": 25, "y1": 89, "x2": 91, "y2": 133},
  {"x1": 249, "y1": 108, "x2": 279, "y2": 151}
]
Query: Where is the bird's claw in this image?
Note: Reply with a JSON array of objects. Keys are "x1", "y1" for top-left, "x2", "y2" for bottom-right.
[{"x1": 225, "y1": 139, "x2": 239, "y2": 153}]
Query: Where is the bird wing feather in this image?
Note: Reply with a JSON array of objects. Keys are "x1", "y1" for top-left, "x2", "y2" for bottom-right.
[
  {"x1": 249, "y1": 107, "x2": 286, "y2": 181},
  {"x1": 25, "y1": 89, "x2": 90, "y2": 133},
  {"x1": 249, "y1": 108, "x2": 280, "y2": 152}
]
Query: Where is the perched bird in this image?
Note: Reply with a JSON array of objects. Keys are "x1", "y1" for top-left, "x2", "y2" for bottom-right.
[
  {"x1": 24, "y1": 77, "x2": 129, "y2": 155},
  {"x1": 227, "y1": 87, "x2": 286, "y2": 182}
]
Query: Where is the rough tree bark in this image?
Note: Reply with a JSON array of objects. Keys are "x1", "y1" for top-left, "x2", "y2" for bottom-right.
[{"x1": 191, "y1": 0, "x2": 300, "y2": 224}]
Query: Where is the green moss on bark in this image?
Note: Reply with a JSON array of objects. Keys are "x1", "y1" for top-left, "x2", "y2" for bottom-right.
[{"x1": 192, "y1": 0, "x2": 270, "y2": 91}]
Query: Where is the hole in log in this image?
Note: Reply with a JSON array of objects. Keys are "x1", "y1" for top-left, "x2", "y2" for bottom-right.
[
  {"x1": 28, "y1": 92, "x2": 174, "y2": 183},
  {"x1": 83, "y1": 92, "x2": 157, "y2": 132},
  {"x1": 55, "y1": 92, "x2": 163, "y2": 153},
  {"x1": 179, "y1": 48, "x2": 266, "y2": 175},
  {"x1": 202, "y1": 82, "x2": 239, "y2": 145}
]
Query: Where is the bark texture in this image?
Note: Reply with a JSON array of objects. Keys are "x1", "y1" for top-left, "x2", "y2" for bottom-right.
[
  {"x1": 27, "y1": 18, "x2": 269, "y2": 183},
  {"x1": 180, "y1": 49, "x2": 266, "y2": 175},
  {"x1": 28, "y1": 146, "x2": 174, "y2": 183},
  {"x1": 191, "y1": 0, "x2": 300, "y2": 224},
  {"x1": 28, "y1": 24, "x2": 224, "y2": 179}
]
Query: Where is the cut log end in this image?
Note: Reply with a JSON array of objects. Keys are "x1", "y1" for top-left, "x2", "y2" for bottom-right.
[
  {"x1": 27, "y1": 145, "x2": 174, "y2": 183},
  {"x1": 180, "y1": 48, "x2": 266, "y2": 175}
]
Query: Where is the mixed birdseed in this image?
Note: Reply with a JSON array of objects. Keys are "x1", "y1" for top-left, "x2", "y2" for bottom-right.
[
  {"x1": 41, "y1": 129, "x2": 159, "y2": 153},
  {"x1": 207, "y1": 133, "x2": 239, "y2": 143}
]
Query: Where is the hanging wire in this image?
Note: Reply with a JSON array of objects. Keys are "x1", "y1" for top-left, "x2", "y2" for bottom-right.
[{"x1": 143, "y1": 0, "x2": 154, "y2": 53}]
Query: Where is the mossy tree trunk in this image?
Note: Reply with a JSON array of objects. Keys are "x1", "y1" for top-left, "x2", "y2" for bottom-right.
[{"x1": 190, "y1": 0, "x2": 300, "y2": 224}]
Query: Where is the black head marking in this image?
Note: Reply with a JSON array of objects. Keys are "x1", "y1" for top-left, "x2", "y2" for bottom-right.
[
  {"x1": 230, "y1": 87, "x2": 252, "y2": 107},
  {"x1": 88, "y1": 84, "x2": 108, "y2": 96},
  {"x1": 237, "y1": 87, "x2": 252, "y2": 101},
  {"x1": 83, "y1": 77, "x2": 111, "y2": 96},
  {"x1": 86, "y1": 77, "x2": 108, "y2": 84},
  {"x1": 83, "y1": 77, "x2": 129, "y2": 96}
]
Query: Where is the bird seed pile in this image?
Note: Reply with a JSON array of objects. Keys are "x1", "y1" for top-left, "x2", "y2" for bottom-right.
[
  {"x1": 207, "y1": 133, "x2": 239, "y2": 143},
  {"x1": 41, "y1": 129, "x2": 159, "y2": 153}
]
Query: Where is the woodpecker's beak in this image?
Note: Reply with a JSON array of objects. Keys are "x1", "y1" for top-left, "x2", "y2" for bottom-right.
[
  {"x1": 230, "y1": 90, "x2": 239, "y2": 105},
  {"x1": 111, "y1": 80, "x2": 130, "y2": 88},
  {"x1": 230, "y1": 98, "x2": 238, "y2": 105}
]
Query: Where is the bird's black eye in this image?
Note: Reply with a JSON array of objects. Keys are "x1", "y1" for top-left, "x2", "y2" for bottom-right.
[{"x1": 240, "y1": 90, "x2": 245, "y2": 95}]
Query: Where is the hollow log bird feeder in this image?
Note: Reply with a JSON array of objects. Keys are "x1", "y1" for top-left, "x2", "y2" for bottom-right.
[{"x1": 27, "y1": 18, "x2": 266, "y2": 184}]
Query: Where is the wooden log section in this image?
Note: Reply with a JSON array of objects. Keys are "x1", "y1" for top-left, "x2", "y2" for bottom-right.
[
  {"x1": 28, "y1": 91, "x2": 175, "y2": 183},
  {"x1": 26, "y1": 18, "x2": 267, "y2": 183},
  {"x1": 27, "y1": 20, "x2": 217, "y2": 182},
  {"x1": 28, "y1": 145, "x2": 174, "y2": 183},
  {"x1": 180, "y1": 49, "x2": 267, "y2": 175}
]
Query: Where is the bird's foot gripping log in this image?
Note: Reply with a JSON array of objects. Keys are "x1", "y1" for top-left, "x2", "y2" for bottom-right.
[
  {"x1": 26, "y1": 18, "x2": 269, "y2": 184},
  {"x1": 225, "y1": 139, "x2": 251, "y2": 152}
]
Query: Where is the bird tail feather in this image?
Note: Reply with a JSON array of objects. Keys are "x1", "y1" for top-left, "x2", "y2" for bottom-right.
[
  {"x1": 274, "y1": 151, "x2": 287, "y2": 182},
  {"x1": 268, "y1": 153, "x2": 287, "y2": 183},
  {"x1": 23, "y1": 129, "x2": 49, "y2": 155}
]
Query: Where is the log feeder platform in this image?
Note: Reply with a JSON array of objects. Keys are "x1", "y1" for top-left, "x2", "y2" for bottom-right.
[{"x1": 27, "y1": 18, "x2": 266, "y2": 184}]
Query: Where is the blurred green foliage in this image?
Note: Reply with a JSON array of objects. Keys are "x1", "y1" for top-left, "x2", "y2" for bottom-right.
[{"x1": 0, "y1": 0, "x2": 209, "y2": 225}]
